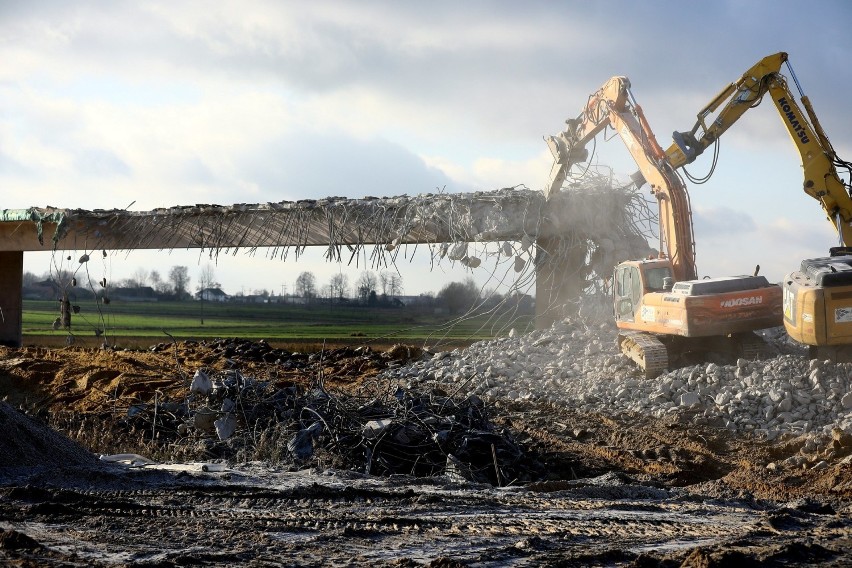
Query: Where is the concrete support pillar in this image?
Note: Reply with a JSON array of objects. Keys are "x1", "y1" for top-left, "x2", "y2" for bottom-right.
[
  {"x1": 0, "y1": 251, "x2": 23, "y2": 347},
  {"x1": 535, "y1": 236, "x2": 588, "y2": 330}
]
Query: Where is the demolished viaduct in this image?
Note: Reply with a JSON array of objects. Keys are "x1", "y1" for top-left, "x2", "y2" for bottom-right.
[{"x1": 0, "y1": 183, "x2": 652, "y2": 346}]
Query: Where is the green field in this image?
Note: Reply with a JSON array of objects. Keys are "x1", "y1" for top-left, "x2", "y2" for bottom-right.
[{"x1": 22, "y1": 299, "x2": 533, "y2": 349}]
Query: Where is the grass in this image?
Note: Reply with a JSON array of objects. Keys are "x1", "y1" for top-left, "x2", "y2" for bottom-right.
[{"x1": 22, "y1": 299, "x2": 534, "y2": 349}]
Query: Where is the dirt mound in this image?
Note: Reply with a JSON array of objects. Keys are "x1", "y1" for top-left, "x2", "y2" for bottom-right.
[
  {"x1": 0, "y1": 340, "x2": 455, "y2": 472},
  {"x1": 0, "y1": 401, "x2": 96, "y2": 469},
  {"x1": 0, "y1": 339, "x2": 399, "y2": 415}
]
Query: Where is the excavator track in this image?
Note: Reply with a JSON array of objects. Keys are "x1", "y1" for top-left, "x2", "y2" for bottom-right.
[
  {"x1": 617, "y1": 331, "x2": 669, "y2": 379},
  {"x1": 736, "y1": 332, "x2": 774, "y2": 361}
]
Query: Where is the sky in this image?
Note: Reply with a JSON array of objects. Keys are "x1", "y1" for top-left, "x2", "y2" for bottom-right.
[{"x1": 2, "y1": 0, "x2": 852, "y2": 297}]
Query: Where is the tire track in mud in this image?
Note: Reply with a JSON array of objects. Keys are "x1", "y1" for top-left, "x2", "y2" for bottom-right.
[{"x1": 1, "y1": 471, "x2": 795, "y2": 566}]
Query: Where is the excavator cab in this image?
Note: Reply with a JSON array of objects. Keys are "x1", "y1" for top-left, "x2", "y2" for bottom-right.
[
  {"x1": 613, "y1": 260, "x2": 674, "y2": 323},
  {"x1": 784, "y1": 253, "x2": 852, "y2": 360}
]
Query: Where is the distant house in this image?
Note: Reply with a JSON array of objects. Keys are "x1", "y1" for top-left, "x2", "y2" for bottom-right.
[
  {"x1": 22, "y1": 280, "x2": 57, "y2": 300},
  {"x1": 113, "y1": 286, "x2": 158, "y2": 302},
  {"x1": 197, "y1": 288, "x2": 229, "y2": 302},
  {"x1": 23, "y1": 281, "x2": 96, "y2": 301}
]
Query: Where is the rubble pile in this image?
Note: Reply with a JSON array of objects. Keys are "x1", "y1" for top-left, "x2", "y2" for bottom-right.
[
  {"x1": 281, "y1": 385, "x2": 533, "y2": 484},
  {"x1": 393, "y1": 320, "x2": 852, "y2": 454},
  {"x1": 120, "y1": 355, "x2": 532, "y2": 484},
  {"x1": 151, "y1": 337, "x2": 307, "y2": 365}
]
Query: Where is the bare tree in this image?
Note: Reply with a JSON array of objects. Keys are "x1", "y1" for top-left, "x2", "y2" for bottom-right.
[
  {"x1": 197, "y1": 263, "x2": 220, "y2": 294},
  {"x1": 22, "y1": 271, "x2": 40, "y2": 287},
  {"x1": 131, "y1": 268, "x2": 150, "y2": 288},
  {"x1": 355, "y1": 270, "x2": 378, "y2": 304},
  {"x1": 329, "y1": 273, "x2": 349, "y2": 301},
  {"x1": 381, "y1": 270, "x2": 403, "y2": 298},
  {"x1": 149, "y1": 270, "x2": 170, "y2": 295},
  {"x1": 389, "y1": 273, "x2": 403, "y2": 297},
  {"x1": 379, "y1": 271, "x2": 391, "y2": 296},
  {"x1": 168, "y1": 266, "x2": 191, "y2": 300},
  {"x1": 294, "y1": 271, "x2": 317, "y2": 300},
  {"x1": 48, "y1": 268, "x2": 73, "y2": 288}
]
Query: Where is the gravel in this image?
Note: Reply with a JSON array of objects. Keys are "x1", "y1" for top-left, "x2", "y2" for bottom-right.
[{"x1": 388, "y1": 319, "x2": 852, "y2": 458}]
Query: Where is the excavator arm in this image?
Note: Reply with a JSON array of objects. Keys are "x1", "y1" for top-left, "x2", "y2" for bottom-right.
[
  {"x1": 664, "y1": 52, "x2": 788, "y2": 168},
  {"x1": 545, "y1": 77, "x2": 698, "y2": 281},
  {"x1": 666, "y1": 51, "x2": 852, "y2": 245}
]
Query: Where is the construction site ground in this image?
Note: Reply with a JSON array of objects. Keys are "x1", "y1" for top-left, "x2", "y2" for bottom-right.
[{"x1": 0, "y1": 338, "x2": 851, "y2": 567}]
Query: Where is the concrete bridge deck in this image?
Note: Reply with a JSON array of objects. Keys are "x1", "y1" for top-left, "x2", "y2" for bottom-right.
[
  {"x1": 1, "y1": 189, "x2": 545, "y2": 255},
  {"x1": 1, "y1": 186, "x2": 649, "y2": 345}
]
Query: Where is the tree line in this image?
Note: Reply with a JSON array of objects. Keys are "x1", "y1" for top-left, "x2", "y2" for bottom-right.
[{"x1": 23, "y1": 265, "x2": 532, "y2": 316}]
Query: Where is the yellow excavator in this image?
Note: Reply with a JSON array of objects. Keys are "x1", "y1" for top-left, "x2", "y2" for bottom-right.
[
  {"x1": 546, "y1": 76, "x2": 782, "y2": 378},
  {"x1": 666, "y1": 52, "x2": 852, "y2": 360}
]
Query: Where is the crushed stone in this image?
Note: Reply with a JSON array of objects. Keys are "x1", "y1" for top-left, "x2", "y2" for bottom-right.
[{"x1": 389, "y1": 319, "x2": 852, "y2": 462}]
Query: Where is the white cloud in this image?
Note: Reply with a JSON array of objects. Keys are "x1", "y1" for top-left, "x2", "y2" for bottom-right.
[
  {"x1": 5, "y1": 0, "x2": 852, "y2": 298},
  {"x1": 692, "y1": 206, "x2": 756, "y2": 237},
  {"x1": 694, "y1": 215, "x2": 839, "y2": 282}
]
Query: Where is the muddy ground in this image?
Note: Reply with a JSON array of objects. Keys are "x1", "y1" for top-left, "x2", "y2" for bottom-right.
[{"x1": 0, "y1": 339, "x2": 851, "y2": 566}]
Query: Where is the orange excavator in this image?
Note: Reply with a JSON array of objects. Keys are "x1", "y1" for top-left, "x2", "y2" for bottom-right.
[
  {"x1": 663, "y1": 52, "x2": 852, "y2": 360},
  {"x1": 545, "y1": 75, "x2": 782, "y2": 378}
]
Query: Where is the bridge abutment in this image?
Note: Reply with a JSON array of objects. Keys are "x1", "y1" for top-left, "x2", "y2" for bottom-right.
[{"x1": 0, "y1": 251, "x2": 23, "y2": 347}]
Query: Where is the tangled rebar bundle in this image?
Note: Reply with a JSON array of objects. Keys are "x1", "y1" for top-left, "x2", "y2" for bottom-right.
[
  {"x1": 118, "y1": 339, "x2": 536, "y2": 485},
  {"x1": 283, "y1": 380, "x2": 533, "y2": 485}
]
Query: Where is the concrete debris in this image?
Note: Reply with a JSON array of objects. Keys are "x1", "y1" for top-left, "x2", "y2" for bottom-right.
[
  {"x1": 214, "y1": 413, "x2": 238, "y2": 441},
  {"x1": 390, "y1": 318, "x2": 852, "y2": 464},
  {"x1": 461, "y1": 255, "x2": 481, "y2": 268},
  {"x1": 192, "y1": 407, "x2": 218, "y2": 433},
  {"x1": 363, "y1": 418, "x2": 393, "y2": 440},
  {"x1": 99, "y1": 453, "x2": 157, "y2": 467},
  {"x1": 190, "y1": 369, "x2": 212, "y2": 396},
  {"x1": 448, "y1": 242, "x2": 468, "y2": 261},
  {"x1": 287, "y1": 422, "x2": 324, "y2": 459}
]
